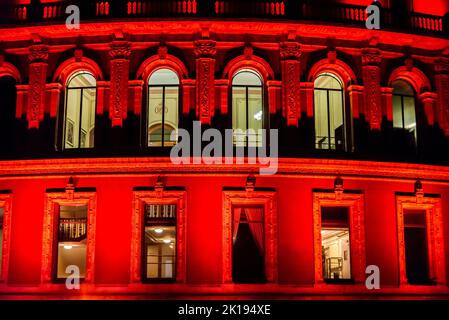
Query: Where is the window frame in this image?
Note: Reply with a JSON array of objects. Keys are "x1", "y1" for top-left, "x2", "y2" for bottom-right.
[
  {"x1": 0, "y1": 192, "x2": 12, "y2": 283},
  {"x1": 222, "y1": 190, "x2": 277, "y2": 284},
  {"x1": 63, "y1": 71, "x2": 97, "y2": 150},
  {"x1": 312, "y1": 191, "x2": 366, "y2": 285},
  {"x1": 41, "y1": 190, "x2": 96, "y2": 284},
  {"x1": 396, "y1": 194, "x2": 446, "y2": 286},
  {"x1": 231, "y1": 69, "x2": 265, "y2": 147},
  {"x1": 131, "y1": 189, "x2": 186, "y2": 283},
  {"x1": 146, "y1": 68, "x2": 181, "y2": 148},
  {"x1": 313, "y1": 73, "x2": 347, "y2": 151}
]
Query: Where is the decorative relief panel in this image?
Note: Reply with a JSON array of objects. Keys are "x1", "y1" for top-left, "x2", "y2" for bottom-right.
[
  {"x1": 195, "y1": 40, "x2": 216, "y2": 124},
  {"x1": 0, "y1": 193, "x2": 12, "y2": 282},
  {"x1": 280, "y1": 42, "x2": 301, "y2": 126},
  {"x1": 109, "y1": 41, "x2": 131, "y2": 127},
  {"x1": 27, "y1": 45, "x2": 49, "y2": 129},
  {"x1": 362, "y1": 48, "x2": 382, "y2": 130}
]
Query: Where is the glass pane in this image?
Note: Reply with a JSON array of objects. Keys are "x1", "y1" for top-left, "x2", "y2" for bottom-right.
[
  {"x1": 392, "y1": 95, "x2": 404, "y2": 129},
  {"x1": 68, "y1": 72, "x2": 96, "y2": 88},
  {"x1": 0, "y1": 207, "x2": 4, "y2": 276},
  {"x1": 314, "y1": 89, "x2": 329, "y2": 149},
  {"x1": 232, "y1": 70, "x2": 262, "y2": 86},
  {"x1": 65, "y1": 89, "x2": 81, "y2": 149},
  {"x1": 148, "y1": 69, "x2": 179, "y2": 85},
  {"x1": 57, "y1": 206, "x2": 88, "y2": 279},
  {"x1": 164, "y1": 86, "x2": 179, "y2": 146},
  {"x1": 145, "y1": 226, "x2": 176, "y2": 280},
  {"x1": 148, "y1": 87, "x2": 164, "y2": 146},
  {"x1": 403, "y1": 96, "x2": 416, "y2": 134},
  {"x1": 321, "y1": 207, "x2": 351, "y2": 280},
  {"x1": 404, "y1": 210, "x2": 429, "y2": 284},
  {"x1": 247, "y1": 87, "x2": 263, "y2": 147},
  {"x1": 329, "y1": 90, "x2": 344, "y2": 150},
  {"x1": 232, "y1": 86, "x2": 247, "y2": 146},
  {"x1": 80, "y1": 88, "x2": 96, "y2": 148}
]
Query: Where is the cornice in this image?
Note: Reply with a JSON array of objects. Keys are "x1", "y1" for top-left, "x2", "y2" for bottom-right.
[{"x1": 0, "y1": 158, "x2": 449, "y2": 183}]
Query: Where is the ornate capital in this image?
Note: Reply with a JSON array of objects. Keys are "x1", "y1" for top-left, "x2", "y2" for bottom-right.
[
  {"x1": 280, "y1": 42, "x2": 301, "y2": 60},
  {"x1": 194, "y1": 39, "x2": 216, "y2": 58},
  {"x1": 28, "y1": 45, "x2": 49, "y2": 63},
  {"x1": 109, "y1": 41, "x2": 131, "y2": 59},
  {"x1": 362, "y1": 48, "x2": 381, "y2": 66}
]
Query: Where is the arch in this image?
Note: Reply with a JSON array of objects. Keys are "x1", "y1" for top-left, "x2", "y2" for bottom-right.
[
  {"x1": 388, "y1": 66, "x2": 432, "y2": 94},
  {"x1": 0, "y1": 61, "x2": 21, "y2": 84},
  {"x1": 137, "y1": 54, "x2": 188, "y2": 81},
  {"x1": 308, "y1": 58, "x2": 357, "y2": 87},
  {"x1": 223, "y1": 54, "x2": 274, "y2": 82},
  {"x1": 53, "y1": 56, "x2": 103, "y2": 84}
]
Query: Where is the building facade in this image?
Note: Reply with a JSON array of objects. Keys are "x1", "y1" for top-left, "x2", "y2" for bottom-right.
[{"x1": 0, "y1": 0, "x2": 449, "y2": 298}]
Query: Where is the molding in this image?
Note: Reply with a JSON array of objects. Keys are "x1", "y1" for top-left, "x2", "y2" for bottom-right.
[
  {"x1": 222, "y1": 190, "x2": 277, "y2": 283},
  {"x1": 41, "y1": 191, "x2": 97, "y2": 284},
  {"x1": 312, "y1": 192, "x2": 366, "y2": 285},
  {"x1": 131, "y1": 190, "x2": 187, "y2": 283},
  {"x1": 396, "y1": 195, "x2": 446, "y2": 286},
  {"x1": 2, "y1": 158, "x2": 449, "y2": 183},
  {"x1": 0, "y1": 193, "x2": 12, "y2": 283}
]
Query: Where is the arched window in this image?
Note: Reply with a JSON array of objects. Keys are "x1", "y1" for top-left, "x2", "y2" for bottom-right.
[
  {"x1": 64, "y1": 72, "x2": 96, "y2": 149},
  {"x1": 392, "y1": 80, "x2": 417, "y2": 144},
  {"x1": 232, "y1": 69, "x2": 264, "y2": 147},
  {"x1": 314, "y1": 73, "x2": 346, "y2": 151},
  {"x1": 147, "y1": 69, "x2": 179, "y2": 147}
]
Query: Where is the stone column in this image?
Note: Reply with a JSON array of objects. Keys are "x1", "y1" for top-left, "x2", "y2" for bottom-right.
[
  {"x1": 280, "y1": 42, "x2": 301, "y2": 126},
  {"x1": 109, "y1": 41, "x2": 131, "y2": 127},
  {"x1": 194, "y1": 39, "x2": 216, "y2": 125},
  {"x1": 361, "y1": 48, "x2": 382, "y2": 130},
  {"x1": 419, "y1": 92, "x2": 438, "y2": 126},
  {"x1": 27, "y1": 44, "x2": 48, "y2": 129},
  {"x1": 434, "y1": 58, "x2": 449, "y2": 135}
]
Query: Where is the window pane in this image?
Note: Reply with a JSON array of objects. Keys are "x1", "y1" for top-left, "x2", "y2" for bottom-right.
[
  {"x1": 392, "y1": 95, "x2": 404, "y2": 129},
  {"x1": 329, "y1": 90, "x2": 344, "y2": 150},
  {"x1": 164, "y1": 86, "x2": 179, "y2": 146},
  {"x1": 0, "y1": 207, "x2": 4, "y2": 276},
  {"x1": 232, "y1": 86, "x2": 247, "y2": 146},
  {"x1": 149, "y1": 69, "x2": 179, "y2": 85},
  {"x1": 57, "y1": 206, "x2": 87, "y2": 279},
  {"x1": 247, "y1": 87, "x2": 263, "y2": 147},
  {"x1": 65, "y1": 89, "x2": 81, "y2": 149},
  {"x1": 403, "y1": 97, "x2": 416, "y2": 132},
  {"x1": 232, "y1": 70, "x2": 262, "y2": 86},
  {"x1": 80, "y1": 88, "x2": 96, "y2": 148},
  {"x1": 404, "y1": 209, "x2": 430, "y2": 284},
  {"x1": 314, "y1": 89, "x2": 329, "y2": 149},
  {"x1": 232, "y1": 207, "x2": 265, "y2": 284},
  {"x1": 144, "y1": 204, "x2": 177, "y2": 281},
  {"x1": 321, "y1": 207, "x2": 351, "y2": 280},
  {"x1": 148, "y1": 87, "x2": 164, "y2": 146}
]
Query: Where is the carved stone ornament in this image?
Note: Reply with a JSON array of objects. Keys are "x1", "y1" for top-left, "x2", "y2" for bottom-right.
[
  {"x1": 280, "y1": 42, "x2": 301, "y2": 60},
  {"x1": 28, "y1": 45, "x2": 49, "y2": 63},
  {"x1": 109, "y1": 41, "x2": 131, "y2": 59},
  {"x1": 194, "y1": 39, "x2": 217, "y2": 58},
  {"x1": 361, "y1": 48, "x2": 381, "y2": 66}
]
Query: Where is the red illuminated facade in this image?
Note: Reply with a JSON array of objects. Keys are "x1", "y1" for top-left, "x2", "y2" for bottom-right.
[{"x1": 1, "y1": 0, "x2": 449, "y2": 299}]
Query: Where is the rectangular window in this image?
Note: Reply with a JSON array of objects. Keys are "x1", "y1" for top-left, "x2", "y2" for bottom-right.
[
  {"x1": 232, "y1": 206, "x2": 265, "y2": 284},
  {"x1": 321, "y1": 207, "x2": 351, "y2": 281},
  {"x1": 56, "y1": 205, "x2": 88, "y2": 279},
  {"x1": 0, "y1": 207, "x2": 3, "y2": 276},
  {"x1": 404, "y1": 209, "x2": 430, "y2": 284},
  {"x1": 144, "y1": 204, "x2": 176, "y2": 282}
]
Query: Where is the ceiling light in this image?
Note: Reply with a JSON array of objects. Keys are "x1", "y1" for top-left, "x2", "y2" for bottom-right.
[
  {"x1": 163, "y1": 239, "x2": 171, "y2": 244},
  {"x1": 154, "y1": 228, "x2": 163, "y2": 234},
  {"x1": 254, "y1": 111, "x2": 262, "y2": 121},
  {"x1": 63, "y1": 245, "x2": 73, "y2": 250}
]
